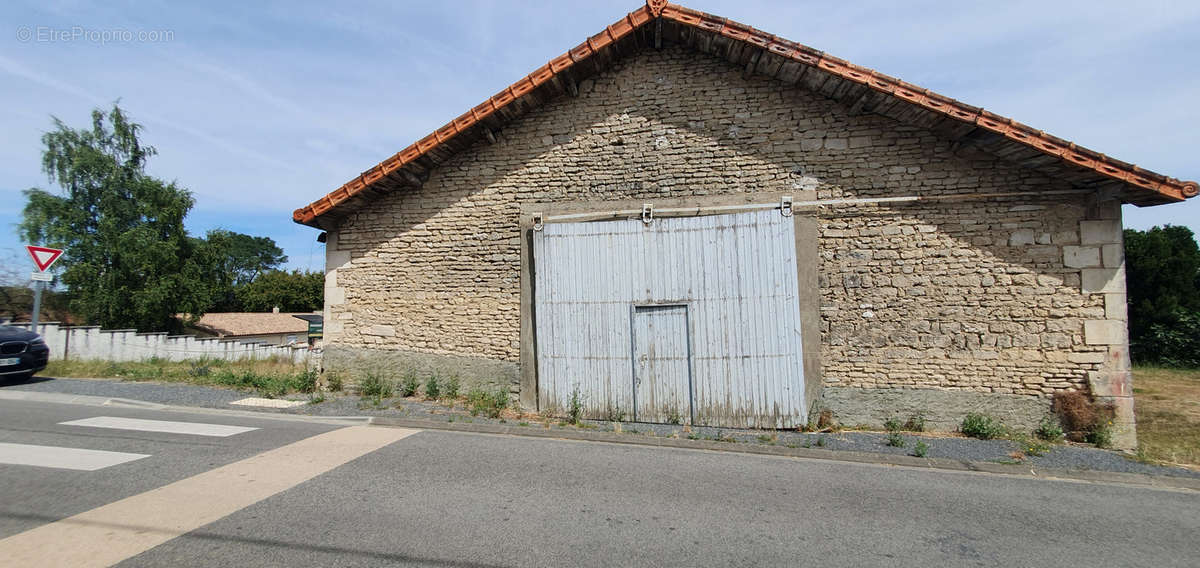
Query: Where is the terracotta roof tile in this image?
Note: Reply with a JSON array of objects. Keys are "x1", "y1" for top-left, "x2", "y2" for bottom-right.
[
  {"x1": 191, "y1": 313, "x2": 311, "y2": 338},
  {"x1": 293, "y1": 0, "x2": 1197, "y2": 228}
]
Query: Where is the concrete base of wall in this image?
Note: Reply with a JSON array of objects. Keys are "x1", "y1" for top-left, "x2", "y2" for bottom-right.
[
  {"x1": 322, "y1": 345, "x2": 519, "y2": 398},
  {"x1": 820, "y1": 387, "x2": 1050, "y2": 432}
]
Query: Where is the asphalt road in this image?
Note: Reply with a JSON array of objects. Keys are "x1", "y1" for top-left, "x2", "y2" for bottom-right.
[{"x1": 0, "y1": 398, "x2": 1197, "y2": 567}]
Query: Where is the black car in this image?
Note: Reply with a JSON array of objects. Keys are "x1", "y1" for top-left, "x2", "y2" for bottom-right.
[{"x1": 0, "y1": 325, "x2": 50, "y2": 382}]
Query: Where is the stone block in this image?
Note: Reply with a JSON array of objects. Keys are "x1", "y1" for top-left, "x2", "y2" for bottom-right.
[
  {"x1": 327, "y1": 249, "x2": 351, "y2": 271},
  {"x1": 1067, "y1": 351, "x2": 1106, "y2": 364},
  {"x1": 1062, "y1": 246, "x2": 1101, "y2": 268},
  {"x1": 1087, "y1": 371, "x2": 1131, "y2": 397},
  {"x1": 824, "y1": 138, "x2": 848, "y2": 150},
  {"x1": 1008, "y1": 229, "x2": 1036, "y2": 246},
  {"x1": 1101, "y1": 244, "x2": 1123, "y2": 268},
  {"x1": 1104, "y1": 294, "x2": 1126, "y2": 321},
  {"x1": 1094, "y1": 395, "x2": 1137, "y2": 450},
  {"x1": 1081, "y1": 267, "x2": 1124, "y2": 294},
  {"x1": 1105, "y1": 345, "x2": 1132, "y2": 371},
  {"x1": 1080, "y1": 219, "x2": 1121, "y2": 245},
  {"x1": 1083, "y1": 319, "x2": 1126, "y2": 345},
  {"x1": 365, "y1": 325, "x2": 396, "y2": 337},
  {"x1": 325, "y1": 284, "x2": 346, "y2": 306},
  {"x1": 1052, "y1": 230, "x2": 1079, "y2": 245}
]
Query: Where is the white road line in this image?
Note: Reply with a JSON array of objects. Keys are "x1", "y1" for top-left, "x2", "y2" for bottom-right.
[
  {"x1": 0, "y1": 442, "x2": 149, "y2": 471},
  {"x1": 0, "y1": 425, "x2": 421, "y2": 568},
  {"x1": 59, "y1": 416, "x2": 259, "y2": 438},
  {"x1": 229, "y1": 397, "x2": 306, "y2": 408}
]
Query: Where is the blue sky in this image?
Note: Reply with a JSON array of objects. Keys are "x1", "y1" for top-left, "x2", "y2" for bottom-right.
[{"x1": 2, "y1": 0, "x2": 1198, "y2": 275}]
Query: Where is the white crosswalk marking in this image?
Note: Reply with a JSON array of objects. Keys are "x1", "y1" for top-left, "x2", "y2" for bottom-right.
[
  {"x1": 0, "y1": 442, "x2": 148, "y2": 471},
  {"x1": 0, "y1": 426, "x2": 421, "y2": 567},
  {"x1": 59, "y1": 416, "x2": 259, "y2": 437}
]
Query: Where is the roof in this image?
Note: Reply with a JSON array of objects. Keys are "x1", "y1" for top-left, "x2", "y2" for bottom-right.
[
  {"x1": 294, "y1": 0, "x2": 1198, "y2": 230},
  {"x1": 191, "y1": 312, "x2": 311, "y2": 338}
]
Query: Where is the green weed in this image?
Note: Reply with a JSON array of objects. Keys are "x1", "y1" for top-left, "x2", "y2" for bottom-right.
[
  {"x1": 425, "y1": 374, "x2": 441, "y2": 400},
  {"x1": 1034, "y1": 416, "x2": 1065, "y2": 442},
  {"x1": 883, "y1": 417, "x2": 902, "y2": 433},
  {"x1": 960, "y1": 413, "x2": 1007, "y2": 440},
  {"x1": 467, "y1": 386, "x2": 508, "y2": 418},
  {"x1": 1087, "y1": 422, "x2": 1115, "y2": 448},
  {"x1": 567, "y1": 386, "x2": 584, "y2": 425},
  {"x1": 911, "y1": 441, "x2": 929, "y2": 458},
  {"x1": 400, "y1": 370, "x2": 420, "y2": 397},
  {"x1": 325, "y1": 372, "x2": 344, "y2": 393},
  {"x1": 358, "y1": 371, "x2": 394, "y2": 399},
  {"x1": 443, "y1": 374, "x2": 461, "y2": 399}
]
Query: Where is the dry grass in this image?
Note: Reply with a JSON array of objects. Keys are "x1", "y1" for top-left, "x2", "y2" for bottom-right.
[{"x1": 1134, "y1": 366, "x2": 1200, "y2": 467}]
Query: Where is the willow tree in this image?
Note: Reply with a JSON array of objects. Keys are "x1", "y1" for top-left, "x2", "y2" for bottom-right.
[{"x1": 19, "y1": 104, "x2": 211, "y2": 332}]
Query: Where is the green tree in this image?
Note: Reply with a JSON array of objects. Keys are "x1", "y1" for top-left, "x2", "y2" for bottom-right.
[
  {"x1": 18, "y1": 104, "x2": 211, "y2": 332},
  {"x1": 1123, "y1": 225, "x2": 1200, "y2": 364},
  {"x1": 236, "y1": 270, "x2": 323, "y2": 312},
  {"x1": 197, "y1": 230, "x2": 287, "y2": 311},
  {"x1": 205, "y1": 229, "x2": 286, "y2": 286}
]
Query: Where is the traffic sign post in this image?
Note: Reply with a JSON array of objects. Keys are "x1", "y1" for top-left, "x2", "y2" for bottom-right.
[{"x1": 25, "y1": 245, "x2": 63, "y2": 331}]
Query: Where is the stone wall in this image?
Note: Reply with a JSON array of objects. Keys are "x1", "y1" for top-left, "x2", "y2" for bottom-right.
[
  {"x1": 9, "y1": 322, "x2": 312, "y2": 365},
  {"x1": 321, "y1": 47, "x2": 1131, "y2": 442}
]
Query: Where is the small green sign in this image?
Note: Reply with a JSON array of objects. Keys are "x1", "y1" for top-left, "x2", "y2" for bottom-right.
[{"x1": 308, "y1": 321, "x2": 323, "y2": 338}]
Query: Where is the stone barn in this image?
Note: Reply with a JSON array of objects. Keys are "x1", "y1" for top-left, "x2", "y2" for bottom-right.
[{"x1": 293, "y1": 1, "x2": 1197, "y2": 447}]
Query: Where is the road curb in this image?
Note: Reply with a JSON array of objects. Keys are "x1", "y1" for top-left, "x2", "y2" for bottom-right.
[{"x1": 369, "y1": 416, "x2": 1200, "y2": 493}]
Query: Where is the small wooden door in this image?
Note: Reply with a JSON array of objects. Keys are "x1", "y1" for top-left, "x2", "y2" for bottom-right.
[{"x1": 631, "y1": 305, "x2": 692, "y2": 424}]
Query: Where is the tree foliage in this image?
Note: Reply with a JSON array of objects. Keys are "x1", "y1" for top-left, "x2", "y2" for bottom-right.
[
  {"x1": 1124, "y1": 225, "x2": 1200, "y2": 366},
  {"x1": 20, "y1": 105, "x2": 211, "y2": 331},
  {"x1": 196, "y1": 230, "x2": 287, "y2": 312},
  {"x1": 205, "y1": 230, "x2": 287, "y2": 287},
  {"x1": 236, "y1": 270, "x2": 323, "y2": 313}
]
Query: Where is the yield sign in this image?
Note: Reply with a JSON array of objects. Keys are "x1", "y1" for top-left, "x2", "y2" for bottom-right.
[{"x1": 26, "y1": 245, "x2": 64, "y2": 272}]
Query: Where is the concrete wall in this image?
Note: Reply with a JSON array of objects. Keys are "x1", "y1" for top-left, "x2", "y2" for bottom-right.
[
  {"x1": 10, "y1": 322, "x2": 312, "y2": 365},
  {"x1": 318, "y1": 46, "x2": 1133, "y2": 443}
]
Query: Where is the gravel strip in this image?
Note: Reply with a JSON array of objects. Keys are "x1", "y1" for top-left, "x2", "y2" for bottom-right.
[{"x1": 5, "y1": 375, "x2": 1197, "y2": 479}]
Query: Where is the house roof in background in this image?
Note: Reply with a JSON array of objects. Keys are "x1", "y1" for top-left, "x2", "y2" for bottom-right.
[
  {"x1": 292, "y1": 0, "x2": 1198, "y2": 230},
  {"x1": 192, "y1": 312, "x2": 311, "y2": 337}
]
